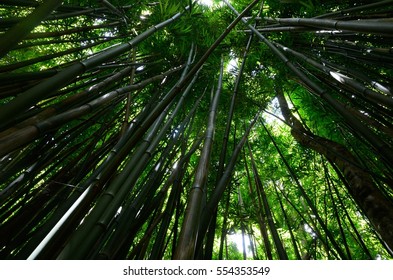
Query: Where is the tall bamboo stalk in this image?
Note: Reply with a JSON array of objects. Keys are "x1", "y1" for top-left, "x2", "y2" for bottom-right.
[
  {"x1": 247, "y1": 142, "x2": 288, "y2": 259},
  {"x1": 0, "y1": 8, "x2": 188, "y2": 129},
  {"x1": 0, "y1": 0, "x2": 63, "y2": 58},
  {"x1": 224, "y1": 0, "x2": 393, "y2": 167},
  {"x1": 197, "y1": 112, "x2": 260, "y2": 252},
  {"x1": 174, "y1": 58, "x2": 224, "y2": 259}
]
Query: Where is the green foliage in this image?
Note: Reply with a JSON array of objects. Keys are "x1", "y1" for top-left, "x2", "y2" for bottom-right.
[{"x1": 0, "y1": 0, "x2": 392, "y2": 260}]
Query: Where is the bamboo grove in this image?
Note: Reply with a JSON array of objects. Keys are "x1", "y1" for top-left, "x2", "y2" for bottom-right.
[{"x1": 0, "y1": 0, "x2": 392, "y2": 260}]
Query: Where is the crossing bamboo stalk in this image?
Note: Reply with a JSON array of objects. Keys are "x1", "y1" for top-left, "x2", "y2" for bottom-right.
[
  {"x1": 0, "y1": 8, "x2": 188, "y2": 129},
  {"x1": 224, "y1": 0, "x2": 393, "y2": 167},
  {"x1": 0, "y1": 0, "x2": 63, "y2": 58},
  {"x1": 275, "y1": 85, "x2": 393, "y2": 253}
]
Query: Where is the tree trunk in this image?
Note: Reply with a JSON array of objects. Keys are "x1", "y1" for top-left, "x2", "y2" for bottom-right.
[{"x1": 276, "y1": 85, "x2": 393, "y2": 251}]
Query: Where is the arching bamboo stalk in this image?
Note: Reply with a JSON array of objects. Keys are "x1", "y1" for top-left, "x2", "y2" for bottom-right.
[
  {"x1": 0, "y1": 7, "x2": 189, "y2": 128},
  {"x1": 0, "y1": 0, "x2": 63, "y2": 58},
  {"x1": 224, "y1": 0, "x2": 393, "y2": 167}
]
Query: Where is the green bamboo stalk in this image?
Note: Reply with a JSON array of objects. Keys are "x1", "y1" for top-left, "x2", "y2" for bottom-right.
[
  {"x1": 311, "y1": 72, "x2": 393, "y2": 131},
  {"x1": 0, "y1": 106, "x2": 116, "y2": 255},
  {"x1": 325, "y1": 161, "x2": 373, "y2": 259},
  {"x1": 98, "y1": 154, "x2": 173, "y2": 259},
  {"x1": 117, "y1": 135, "x2": 198, "y2": 259},
  {"x1": 26, "y1": 144, "x2": 117, "y2": 259},
  {"x1": 218, "y1": 184, "x2": 231, "y2": 260},
  {"x1": 58, "y1": 106, "x2": 171, "y2": 259},
  {"x1": 0, "y1": 0, "x2": 39, "y2": 7},
  {"x1": 25, "y1": 92, "x2": 158, "y2": 259},
  {"x1": 0, "y1": 17, "x2": 24, "y2": 29},
  {"x1": 315, "y1": 0, "x2": 393, "y2": 19},
  {"x1": 0, "y1": 8, "x2": 187, "y2": 129},
  {"x1": 95, "y1": 73, "x2": 201, "y2": 259},
  {"x1": 248, "y1": 145, "x2": 289, "y2": 260},
  {"x1": 149, "y1": 136, "x2": 203, "y2": 259},
  {"x1": 275, "y1": 86, "x2": 393, "y2": 254},
  {"x1": 0, "y1": 8, "x2": 109, "y2": 28},
  {"x1": 202, "y1": 37, "x2": 253, "y2": 257},
  {"x1": 100, "y1": 0, "x2": 124, "y2": 18},
  {"x1": 247, "y1": 230, "x2": 257, "y2": 259},
  {"x1": 323, "y1": 41, "x2": 393, "y2": 69},
  {"x1": 196, "y1": 113, "x2": 260, "y2": 254},
  {"x1": 243, "y1": 148, "x2": 273, "y2": 260},
  {"x1": 0, "y1": 108, "x2": 108, "y2": 206},
  {"x1": 0, "y1": 39, "x2": 108, "y2": 73},
  {"x1": 0, "y1": 66, "x2": 182, "y2": 158},
  {"x1": 246, "y1": 26, "x2": 315, "y2": 33},
  {"x1": 260, "y1": 118, "x2": 347, "y2": 259},
  {"x1": 174, "y1": 59, "x2": 224, "y2": 260},
  {"x1": 323, "y1": 162, "x2": 352, "y2": 259},
  {"x1": 320, "y1": 59, "x2": 391, "y2": 96},
  {"x1": 45, "y1": 7, "x2": 109, "y2": 20},
  {"x1": 121, "y1": 49, "x2": 138, "y2": 134},
  {"x1": 16, "y1": 126, "x2": 116, "y2": 258},
  {"x1": 217, "y1": 33, "x2": 253, "y2": 182},
  {"x1": 54, "y1": 51, "x2": 198, "y2": 259},
  {"x1": 13, "y1": 35, "x2": 128, "y2": 50},
  {"x1": 275, "y1": 42, "x2": 393, "y2": 109},
  {"x1": 272, "y1": 181, "x2": 302, "y2": 259},
  {"x1": 120, "y1": 144, "x2": 189, "y2": 259},
  {"x1": 224, "y1": 0, "x2": 393, "y2": 166},
  {"x1": 266, "y1": 17, "x2": 393, "y2": 35},
  {"x1": 237, "y1": 186, "x2": 247, "y2": 260},
  {"x1": 0, "y1": 0, "x2": 63, "y2": 58},
  {"x1": 25, "y1": 21, "x2": 121, "y2": 39}
]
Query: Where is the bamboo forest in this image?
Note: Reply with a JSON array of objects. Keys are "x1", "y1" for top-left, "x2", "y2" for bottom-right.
[{"x1": 1, "y1": 0, "x2": 393, "y2": 260}]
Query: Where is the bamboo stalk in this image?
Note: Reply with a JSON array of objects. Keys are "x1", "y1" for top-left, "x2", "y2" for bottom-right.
[
  {"x1": 0, "y1": 8, "x2": 188, "y2": 129},
  {"x1": 96, "y1": 73, "x2": 201, "y2": 259},
  {"x1": 54, "y1": 49, "x2": 198, "y2": 259},
  {"x1": 275, "y1": 85, "x2": 393, "y2": 253},
  {"x1": 248, "y1": 144, "x2": 289, "y2": 260},
  {"x1": 24, "y1": 21, "x2": 121, "y2": 39},
  {"x1": 323, "y1": 162, "x2": 352, "y2": 259},
  {"x1": 196, "y1": 113, "x2": 260, "y2": 255},
  {"x1": 174, "y1": 59, "x2": 224, "y2": 260},
  {"x1": 0, "y1": 39, "x2": 107, "y2": 73},
  {"x1": 0, "y1": 0, "x2": 63, "y2": 58},
  {"x1": 243, "y1": 149, "x2": 273, "y2": 260},
  {"x1": 265, "y1": 17, "x2": 393, "y2": 35},
  {"x1": 0, "y1": 66, "x2": 182, "y2": 158},
  {"x1": 275, "y1": 42, "x2": 393, "y2": 109},
  {"x1": 224, "y1": 0, "x2": 393, "y2": 166}
]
